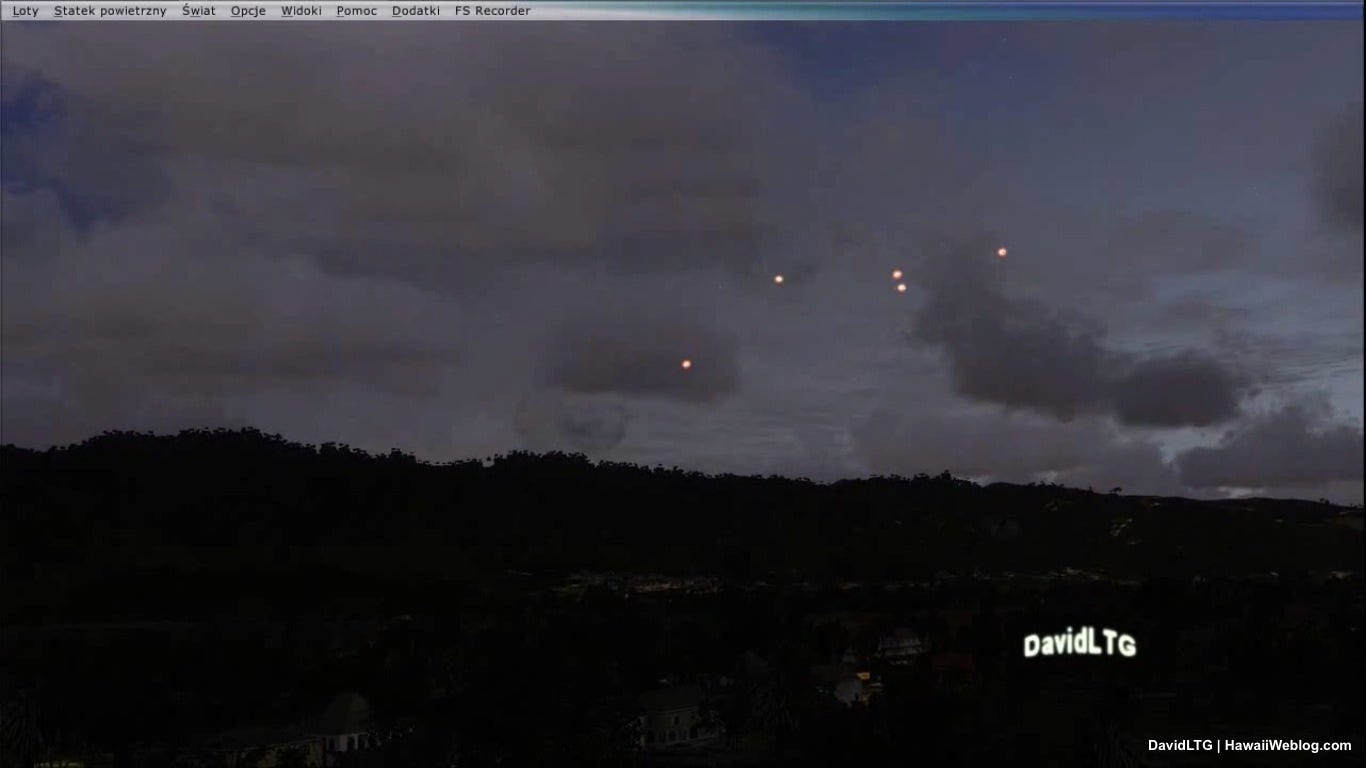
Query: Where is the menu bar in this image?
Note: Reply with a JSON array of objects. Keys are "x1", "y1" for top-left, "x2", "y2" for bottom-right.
[{"x1": 3, "y1": 1, "x2": 1362, "y2": 22}]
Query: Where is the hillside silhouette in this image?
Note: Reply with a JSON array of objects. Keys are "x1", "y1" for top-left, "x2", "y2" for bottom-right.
[
  {"x1": 3, "y1": 429, "x2": 1363, "y2": 767},
  {"x1": 3, "y1": 428, "x2": 1360, "y2": 622}
]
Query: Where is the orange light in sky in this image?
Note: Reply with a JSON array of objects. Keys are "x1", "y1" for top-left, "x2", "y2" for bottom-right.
[
  {"x1": 896, "y1": 283, "x2": 907, "y2": 293},
  {"x1": 891, "y1": 269, "x2": 903, "y2": 280},
  {"x1": 680, "y1": 359, "x2": 693, "y2": 370},
  {"x1": 773, "y1": 274, "x2": 784, "y2": 284},
  {"x1": 997, "y1": 247, "x2": 1008, "y2": 258}
]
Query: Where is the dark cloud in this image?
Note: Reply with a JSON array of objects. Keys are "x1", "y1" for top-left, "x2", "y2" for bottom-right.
[
  {"x1": 1313, "y1": 105, "x2": 1364, "y2": 234},
  {"x1": 1177, "y1": 401, "x2": 1364, "y2": 489},
  {"x1": 912, "y1": 239, "x2": 1112, "y2": 421},
  {"x1": 538, "y1": 304, "x2": 740, "y2": 404},
  {"x1": 1212, "y1": 321, "x2": 1363, "y2": 396},
  {"x1": 0, "y1": 68, "x2": 169, "y2": 232},
  {"x1": 1110, "y1": 352, "x2": 1243, "y2": 427},
  {"x1": 513, "y1": 392, "x2": 631, "y2": 454},
  {"x1": 1, "y1": 26, "x2": 816, "y2": 289},
  {"x1": 909, "y1": 236, "x2": 1248, "y2": 427}
]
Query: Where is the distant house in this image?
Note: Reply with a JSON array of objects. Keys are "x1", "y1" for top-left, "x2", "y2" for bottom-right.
[
  {"x1": 184, "y1": 693, "x2": 370, "y2": 768},
  {"x1": 198, "y1": 726, "x2": 323, "y2": 767},
  {"x1": 637, "y1": 684, "x2": 721, "y2": 750},
  {"x1": 810, "y1": 664, "x2": 879, "y2": 705},
  {"x1": 306, "y1": 692, "x2": 372, "y2": 765},
  {"x1": 875, "y1": 628, "x2": 927, "y2": 664}
]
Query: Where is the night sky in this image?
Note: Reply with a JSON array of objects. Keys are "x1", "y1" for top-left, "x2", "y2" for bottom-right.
[{"x1": 2, "y1": 21, "x2": 1362, "y2": 502}]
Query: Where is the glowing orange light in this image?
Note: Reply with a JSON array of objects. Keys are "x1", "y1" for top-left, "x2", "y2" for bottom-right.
[
  {"x1": 891, "y1": 269, "x2": 903, "y2": 280},
  {"x1": 896, "y1": 283, "x2": 907, "y2": 293},
  {"x1": 680, "y1": 359, "x2": 693, "y2": 370},
  {"x1": 773, "y1": 274, "x2": 785, "y2": 284},
  {"x1": 997, "y1": 247, "x2": 1008, "y2": 258}
]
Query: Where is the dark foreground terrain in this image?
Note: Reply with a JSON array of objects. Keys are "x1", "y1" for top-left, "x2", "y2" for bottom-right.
[{"x1": 3, "y1": 430, "x2": 1362, "y2": 766}]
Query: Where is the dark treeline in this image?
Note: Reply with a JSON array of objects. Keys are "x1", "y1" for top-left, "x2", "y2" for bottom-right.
[
  {"x1": 3, "y1": 429, "x2": 1362, "y2": 622},
  {"x1": 4, "y1": 573, "x2": 1362, "y2": 766},
  {"x1": 2, "y1": 429, "x2": 1363, "y2": 767}
]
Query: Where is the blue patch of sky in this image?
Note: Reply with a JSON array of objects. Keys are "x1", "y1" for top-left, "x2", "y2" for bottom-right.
[{"x1": 2, "y1": 71, "x2": 166, "y2": 233}]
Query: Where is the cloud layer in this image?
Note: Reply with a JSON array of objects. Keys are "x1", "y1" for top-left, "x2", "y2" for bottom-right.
[
  {"x1": 1, "y1": 23, "x2": 1361, "y2": 504},
  {"x1": 539, "y1": 302, "x2": 741, "y2": 404},
  {"x1": 909, "y1": 236, "x2": 1248, "y2": 427},
  {"x1": 1178, "y1": 401, "x2": 1365, "y2": 490}
]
